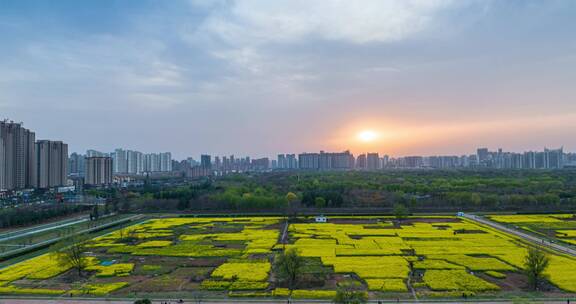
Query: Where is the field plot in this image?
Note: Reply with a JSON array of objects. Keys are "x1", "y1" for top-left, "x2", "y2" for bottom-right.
[
  {"x1": 1, "y1": 216, "x2": 576, "y2": 300},
  {"x1": 488, "y1": 214, "x2": 576, "y2": 246}
]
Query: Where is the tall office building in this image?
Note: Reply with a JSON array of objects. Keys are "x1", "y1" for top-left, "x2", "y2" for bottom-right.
[
  {"x1": 85, "y1": 156, "x2": 113, "y2": 186},
  {"x1": 0, "y1": 121, "x2": 36, "y2": 191},
  {"x1": 36, "y1": 140, "x2": 68, "y2": 189}
]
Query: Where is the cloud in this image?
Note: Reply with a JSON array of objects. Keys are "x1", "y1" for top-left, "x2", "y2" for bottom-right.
[
  {"x1": 180, "y1": 0, "x2": 462, "y2": 103},
  {"x1": 197, "y1": 0, "x2": 455, "y2": 45}
]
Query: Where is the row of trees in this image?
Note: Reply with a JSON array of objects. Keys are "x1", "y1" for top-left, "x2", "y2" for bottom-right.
[
  {"x1": 209, "y1": 186, "x2": 288, "y2": 210},
  {"x1": 109, "y1": 170, "x2": 576, "y2": 213},
  {"x1": 0, "y1": 204, "x2": 91, "y2": 229}
]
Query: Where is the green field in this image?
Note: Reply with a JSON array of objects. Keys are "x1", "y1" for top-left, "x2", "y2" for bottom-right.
[{"x1": 1, "y1": 215, "x2": 576, "y2": 300}]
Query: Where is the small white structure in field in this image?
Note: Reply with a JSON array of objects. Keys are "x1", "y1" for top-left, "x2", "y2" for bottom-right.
[
  {"x1": 315, "y1": 215, "x2": 327, "y2": 223},
  {"x1": 457, "y1": 212, "x2": 465, "y2": 217}
]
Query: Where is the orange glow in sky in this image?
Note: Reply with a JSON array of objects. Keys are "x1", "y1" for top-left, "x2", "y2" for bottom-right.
[{"x1": 357, "y1": 130, "x2": 378, "y2": 142}]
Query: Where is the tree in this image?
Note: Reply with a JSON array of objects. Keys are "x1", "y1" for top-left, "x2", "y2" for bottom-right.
[
  {"x1": 393, "y1": 203, "x2": 409, "y2": 220},
  {"x1": 285, "y1": 192, "x2": 298, "y2": 219},
  {"x1": 314, "y1": 197, "x2": 326, "y2": 208},
  {"x1": 334, "y1": 281, "x2": 368, "y2": 304},
  {"x1": 275, "y1": 248, "x2": 304, "y2": 291},
  {"x1": 524, "y1": 247, "x2": 549, "y2": 291},
  {"x1": 53, "y1": 235, "x2": 89, "y2": 276},
  {"x1": 121, "y1": 199, "x2": 131, "y2": 212},
  {"x1": 177, "y1": 197, "x2": 190, "y2": 210},
  {"x1": 104, "y1": 201, "x2": 110, "y2": 214},
  {"x1": 285, "y1": 192, "x2": 298, "y2": 205},
  {"x1": 91, "y1": 205, "x2": 99, "y2": 221}
]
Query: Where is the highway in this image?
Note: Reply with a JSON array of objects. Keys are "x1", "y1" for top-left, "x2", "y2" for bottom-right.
[{"x1": 463, "y1": 213, "x2": 576, "y2": 257}]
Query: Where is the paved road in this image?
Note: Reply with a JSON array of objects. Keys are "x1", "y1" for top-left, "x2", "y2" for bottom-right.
[
  {"x1": 0, "y1": 214, "x2": 143, "y2": 261},
  {"x1": 0, "y1": 216, "x2": 89, "y2": 243},
  {"x1": 463, "y1": 214, "x2": 576, "y2": 257}
]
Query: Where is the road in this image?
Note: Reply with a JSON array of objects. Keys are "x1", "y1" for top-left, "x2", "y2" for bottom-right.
[
  {"x1": 463, "y1": 214, "x2": 576, "y2": 257},
  {"x1": 0, "y1": 214, "x2": 143, "y2": 261},
  {"x1": 0, "y1": 216, "x2": 89, "y2": 243}
]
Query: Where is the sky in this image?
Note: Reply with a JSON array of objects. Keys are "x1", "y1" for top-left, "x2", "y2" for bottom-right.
[{"x1": 1, "y1": 0, "x2": 575, "y2": 159}]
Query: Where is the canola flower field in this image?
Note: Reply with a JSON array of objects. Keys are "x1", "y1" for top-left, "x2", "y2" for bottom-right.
[
  {"x1": 488, "y1": 214, "x2": 576, "y2": 246},
  {"x1": 0, "y1": 215, "x2": 576, "y2": 300}
]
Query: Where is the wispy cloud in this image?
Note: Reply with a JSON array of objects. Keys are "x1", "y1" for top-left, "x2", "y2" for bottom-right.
[{"x1": 196, "y1": 0, "x2": 456, "y2": 45}]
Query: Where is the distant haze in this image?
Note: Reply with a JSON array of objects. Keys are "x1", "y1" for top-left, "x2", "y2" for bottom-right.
[{"x1": 1, "y1": 0, "x2": 575, "y2": 159}]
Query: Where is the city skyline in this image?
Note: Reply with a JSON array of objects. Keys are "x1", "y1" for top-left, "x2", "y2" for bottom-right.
[{"x1": 1, "y1": 1, "x2": 576, "y2": 158}]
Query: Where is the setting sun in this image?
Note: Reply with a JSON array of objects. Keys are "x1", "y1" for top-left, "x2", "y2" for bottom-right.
[{"x1": 357, "y1": 130, "x2": 378, "y2": 142}]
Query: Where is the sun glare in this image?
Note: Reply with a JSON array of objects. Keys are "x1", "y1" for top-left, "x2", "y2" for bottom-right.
[{"x1": 357, "y1": 130, "x2": 378, "y2": 142}]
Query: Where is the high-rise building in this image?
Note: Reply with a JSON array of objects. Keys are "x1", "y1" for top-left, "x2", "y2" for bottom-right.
[
  {"x1": 186, "y1": 157, "x2": 199, "y2": 167},
  {"x1": 477, "y1": 148, "x2": 489, "y2": 165},
  {"x1": 201, "y1": 154, "x2": 212, "y2": 169},
  {"x1": 251, "y1": 158, "x2": 270, "y2": 171},
  {"x1": 68, "y1": 152, "x2": 85, "y2": 175},
  {"x1": 112, "y1": 148, "x2": 128, "y2": 174},
  {"x1": 214, "y1": 156, "x2": 221, "y2": 170},
  {"x1": 0, "y1": 121, "x2": 36, "y2": 191},
  {"x1": 36, "y1": 140, "x2": 68, "y2": 189},
  {"x1": 85, "y1": 156, "x2": 113, "y2": 186},
  {"x1": 298, "y1": 153, "x2": 320, "y2": 169},
  {"x1": 277, "y1": 154, "x2": 287, "y2": 169},
  {"x1": 524, "y1": 151, "x2": 536, "y2": 169},
  {"x1": 545, "y1": 147, "x2": 564, "y2": 169},
  {"x1": 298, "y1": 151, "x2": 354, "y2": 170},
  {"x1": 286, "y1": 154, "x2": 298, "y2": 169},
  {"x1": 403, "y1": 156, "x2": 423, "y2": 168},
  {"x1": 126, "y1": 150, "x2": 144, "y2": 174},
  {"x1": 367, "y1": 153, "x2": 380, "y2": 170},
  {"x1": 86, "y1": 149, "x2": 106, "y2": 157},
  {"x1": 356, "y1": 154, "x2": 367, "y2": 169},
  {"x1": 110, "y1": 149, "x2": 172, "y2": 174},
  {"x1": 144, "y1": 153, "x2": 160, "y2": 172},
  {"x1": 160, "y1": 152, "x2": 172, "y2": 172}
]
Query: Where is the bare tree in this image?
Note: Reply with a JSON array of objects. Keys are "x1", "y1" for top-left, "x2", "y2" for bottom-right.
[{"x1": 53, "y1": 235, "x2": 89, "y2": 276}]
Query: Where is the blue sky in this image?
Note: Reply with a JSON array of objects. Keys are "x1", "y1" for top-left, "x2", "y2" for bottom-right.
[{"x1": 1, "y1": 0, "x2": 575, "y2": 159}]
